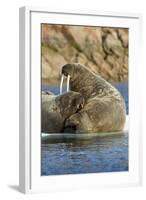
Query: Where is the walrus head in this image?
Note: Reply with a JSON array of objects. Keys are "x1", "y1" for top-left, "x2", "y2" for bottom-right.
[
  {"x1": 61, "y1": 63, "x2": 75, "y2": 77},
  {"x1": 56, "y1": 91, "x2": 85, "y2": 120},
  {"x1": 60, "y1": 63, "x2": 77, "y2": 94},
  {"x1": 60, "y1": 63, "x2": 87, "y2": 94}
]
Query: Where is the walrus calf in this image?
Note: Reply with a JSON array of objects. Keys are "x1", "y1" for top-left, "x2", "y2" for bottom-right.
[
  {"x1": 61, "y1": 63, "x2": 126, "y2": 133},
  {"x1": 41, "y1": 90, "x2": 84, "y2": 133}
]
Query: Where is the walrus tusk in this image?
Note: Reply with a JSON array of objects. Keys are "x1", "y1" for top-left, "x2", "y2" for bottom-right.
[
  {"x1": 60, "y1": 74, "x2": 64, "y2": 95},
  {"x1": 60, "y1": 74, "x2": 70, "y2": 94},
  {"x1": 66, "y1": 75, "x2": 70, "y2": 92}
]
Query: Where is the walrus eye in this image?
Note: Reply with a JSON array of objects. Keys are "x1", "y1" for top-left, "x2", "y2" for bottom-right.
[
  {"x1": 77, "y1": 103, "x2": 83, "y2": 110},
  {"x1": 78, "y1": 103, "x2": 83, "y2": 110}
]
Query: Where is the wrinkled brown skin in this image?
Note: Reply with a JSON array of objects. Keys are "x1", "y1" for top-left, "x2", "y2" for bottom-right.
[
  {"x1": 62, "y1": 63, "x2": 126, "y2": 133},
  {"x1": 41, "y1": 91, "x2": 84, "y2": 133}
]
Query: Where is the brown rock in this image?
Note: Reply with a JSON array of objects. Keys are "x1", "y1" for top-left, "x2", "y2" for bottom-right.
[{"x1": 41, "y1": 25, "x2": 128, "y2": 83}]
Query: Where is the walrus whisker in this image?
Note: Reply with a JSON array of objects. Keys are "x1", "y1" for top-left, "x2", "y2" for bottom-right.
[
  {"x1": 60, "y1": 74, "x2": 64, "y2": 95},
  {"x1": 66, "y1": 75, "x2": 70, "y2": 92}
]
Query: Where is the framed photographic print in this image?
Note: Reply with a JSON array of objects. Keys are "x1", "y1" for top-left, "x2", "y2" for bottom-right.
[{"x1": 19, "y1": 6, "x2": 142, "y2": 193}]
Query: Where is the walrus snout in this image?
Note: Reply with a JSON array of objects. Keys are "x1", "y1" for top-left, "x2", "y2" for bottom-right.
[
  {"x1": 62, "y1": 70, "x2": 68, "y2": 77},
  {"x1": 61, "y1": 64, "x2": 74, "y2": 77},
  {"x1": 61, "y1": 65, "x2": 70, "y2": 76},
  {"x1": 63, "y1": 124, "x2": 77, "y2": 133},
  {"x1": 64, "y1": 118, "x2": 79, "y2": 133}
]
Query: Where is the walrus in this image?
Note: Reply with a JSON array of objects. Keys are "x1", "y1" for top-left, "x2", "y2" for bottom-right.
[
  {"x1": 41, "y1": 90, "x2": 84, "y2": 133},
  {"x1": 61, "y1": 63, "x2": 126, "y2": 133}
]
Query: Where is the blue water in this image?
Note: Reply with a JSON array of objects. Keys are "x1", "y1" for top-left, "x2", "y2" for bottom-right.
[{"x1": 41, "y1": 83, "x2": 128, "y2": 176}]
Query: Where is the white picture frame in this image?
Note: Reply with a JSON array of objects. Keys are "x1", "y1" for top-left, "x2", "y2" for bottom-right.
[{"x1": 19, "y1": 6, "x2": 143, "y2": 194}]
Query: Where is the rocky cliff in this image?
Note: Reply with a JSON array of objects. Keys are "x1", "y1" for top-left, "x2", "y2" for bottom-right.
[{"x1": 41, "y1": 24, "x2": 128, "y2": 84}]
